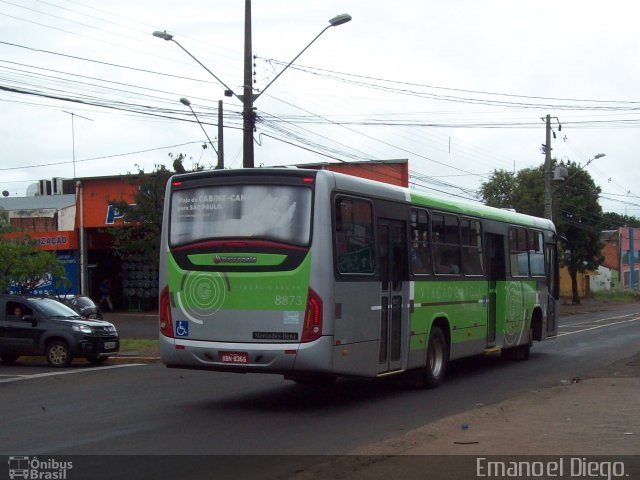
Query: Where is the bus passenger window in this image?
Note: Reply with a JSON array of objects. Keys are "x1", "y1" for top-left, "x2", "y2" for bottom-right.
[
  {"x1": 509, "y1": 227, "x2": 530, "y2": 276},
  {"x1": 432, "y1": 213, "x2": 461, "y2": 275},
  {"x1": 335, "y1": 198, "x2": 375, "y2": 274},
  {"x1": 410, "y1": 209, "x2": 431, "y2": 274},
  {"x1": 461, "y1": 218, "x2": 483, "y2": 275},
  {"x1": 529, "y1": 230, "x2": 545, "y2": 276}
]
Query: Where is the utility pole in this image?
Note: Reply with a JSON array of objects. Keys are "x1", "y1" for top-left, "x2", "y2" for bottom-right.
[
  {"x1": 242, "y1": 0, "x2": 255, "y2": 168},
  {"x1": 630, "y1": 227, "x2": 637, "y2": 289},
  {"x1": 218, "y1": 100, "x2": 224, "y2": 169},
  {"x1": 543, "y1": 114, "x2": 553, "y2": 220},
  {"x1": 156, "y1": 2, "x2": 350, "y2": 170}
]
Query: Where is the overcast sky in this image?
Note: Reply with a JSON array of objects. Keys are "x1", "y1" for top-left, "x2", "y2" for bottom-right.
[{"x1": 1, "y1": 0, "x2": 639, "y2": 217}]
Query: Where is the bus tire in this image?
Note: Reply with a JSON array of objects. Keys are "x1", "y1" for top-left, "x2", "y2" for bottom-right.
[
  {"x1": 422, "y1": 326, "x2": 448, "y2": 389},
  {"x1": 503, "y1": 328, "x2": 532, "y2": 361}
]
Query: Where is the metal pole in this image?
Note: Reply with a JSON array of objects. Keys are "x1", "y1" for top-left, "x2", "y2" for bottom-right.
[
  {"x1": 71, "y1": 113, "x2": 76, "y2": 178},
  {"x1": 630, "y1": 227, "x2": 636, "y2": 289},
  {"x1": 544, "y1": 114, "x2": 552, "y2": 220},
  {"x1": 76, "y1": 181, "x2": 87, "y2": 296},
  {"x1": 242, "y1": 0, "x2": 254, "y2": 168},
  {"x1": 217, "y1": 100, "x2": 224, "y2": 169}
]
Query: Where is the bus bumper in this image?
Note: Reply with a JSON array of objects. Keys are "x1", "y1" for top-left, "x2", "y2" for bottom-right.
[{"x1": 159, "y1": 334, "x2": 334, "y2": 374}]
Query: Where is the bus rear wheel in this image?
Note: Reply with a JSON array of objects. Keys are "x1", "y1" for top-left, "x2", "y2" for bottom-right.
[
  {"x1": 503, "y1": 328, "x2": 532, "y2": 361},
  {"x1": 422, "y1": 326, "x2": 448, "y2": 389}
]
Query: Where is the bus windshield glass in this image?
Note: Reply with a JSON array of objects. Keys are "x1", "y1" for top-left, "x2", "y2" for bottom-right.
[{"x1": 170, "y1": 184, "x2": 313, "y2": 247}]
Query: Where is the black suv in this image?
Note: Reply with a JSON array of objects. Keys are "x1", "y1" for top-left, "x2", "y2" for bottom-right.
[{"x1": 0, "y1": 294, "x2": 120, "y2": 367}]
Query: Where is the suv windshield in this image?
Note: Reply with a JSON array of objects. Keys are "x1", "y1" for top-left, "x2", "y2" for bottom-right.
[
  {"x1": 170, "y1": 184, "x2": 312, "y2": 247},
  {"x1": 30, "y1": 298, "x2": 80, "y2": 318}
]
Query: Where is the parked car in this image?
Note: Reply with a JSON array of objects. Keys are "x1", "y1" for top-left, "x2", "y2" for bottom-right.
[
  {"x1": 63, "y1": 295, "x2": 103, "y2": 320},
  {"x1": 0, "y1": 294, "x2": 119, "y2": 367}
]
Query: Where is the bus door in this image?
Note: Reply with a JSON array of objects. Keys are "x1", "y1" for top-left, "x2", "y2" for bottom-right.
[
  {"x1": 546, "y1": 243, "x2": 559, "y2": 336},
  {"x1": 377, "y1": 219, "x2": 408, "y2": 373},
  {"x1": 485, "y1": 233, "x2": 506, "y2": 346}
]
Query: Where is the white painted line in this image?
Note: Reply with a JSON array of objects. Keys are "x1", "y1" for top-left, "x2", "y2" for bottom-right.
[
  {"x1": 562, "y1": 312, "x2": 639, "y2": 327},
  {"x1": 557, "y1": 317, "x2": 640, "y2": 337},
  {"x1": 0, "y1": 364, "x2": 146, "y2": 384}
]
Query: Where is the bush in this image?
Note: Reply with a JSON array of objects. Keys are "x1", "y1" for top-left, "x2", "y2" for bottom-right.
[{"x1": 592, "y1": 289, "x2": 640, "y2": 303}]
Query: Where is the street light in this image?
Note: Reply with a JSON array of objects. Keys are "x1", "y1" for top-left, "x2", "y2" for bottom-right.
[
  {"x1": 554, "y1": 153, "x2": 606, "y2": 183},
  {"x1": 242, "y1": 11, "x2": 352, "y2": 168},
  {"x1": 252, "y1": 14, "x2": 352, "y2": 102},
  {"x1": 152, "y1": 31, "x2": 237, "y2": 100},
  {"x1": 153, "y1": 6, "x2": 351, "y2": 169},
  {"x1": 179, "y1": 97, "x2": 223, "y2": 169}
]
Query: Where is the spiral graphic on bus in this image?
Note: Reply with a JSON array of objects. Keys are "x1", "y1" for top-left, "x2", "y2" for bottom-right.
[
  {"x1": 175, "y1": 272, "x2": 228, "y2": 324},
  {"x1": 504, "y1": 282, "x2": 525, "y2": 347}
]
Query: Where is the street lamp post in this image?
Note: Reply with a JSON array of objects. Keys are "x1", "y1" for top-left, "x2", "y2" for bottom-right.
[
  {"x1": 153, "y1": 4, "x2": 351, "y2": 168},
  {"x1": 555, "y1": 153, "x2": 605, "y2": 183},
  {"x1": 179, "y1": 97, "x2": 223, "y2": 169}
]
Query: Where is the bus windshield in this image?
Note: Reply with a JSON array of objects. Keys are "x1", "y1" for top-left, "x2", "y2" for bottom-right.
[{"x1": 169, "y1": 184, "x2": 313, "y2": 247}]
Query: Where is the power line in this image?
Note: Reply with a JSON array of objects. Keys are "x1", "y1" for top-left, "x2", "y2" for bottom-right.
[{"x1": 0, "y1": 141, "x2": 206, "y2": 172}]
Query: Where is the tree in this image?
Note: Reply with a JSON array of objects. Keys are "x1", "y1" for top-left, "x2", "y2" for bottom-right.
[
  {"x1": 481, "y1": 161, "x2": 603, "y2": 304},
  {"x1": 478, "y1": 169, "x2": 517, "y2": 209},
  {"x1": 554, "y1": 162, "x2": 604, "y2": 303},
  {"x1": 108, "y1": 154, "x2": 203, "y2": 271},
  {"x1": 480, "y1": 166, "x2": 547, "y2": 217},
  {"x1": 0, "y1": 236, "x2": 65, "y2": 294},
  {"x1": 601, "y1": 212, "x2": 640, "y2": 230},
  {"x1": 0, "y1": 207, "x2": 10, "y2": 234}
]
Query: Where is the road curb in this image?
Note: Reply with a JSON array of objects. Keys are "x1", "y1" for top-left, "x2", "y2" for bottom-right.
[{"x1": 109, "y1": 355, "x2": 160, "y2": 364}]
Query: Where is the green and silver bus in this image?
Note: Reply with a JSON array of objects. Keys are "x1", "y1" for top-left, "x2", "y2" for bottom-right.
[{"x1": 159, "y1": 168, "x2": 558, "y2": 387}]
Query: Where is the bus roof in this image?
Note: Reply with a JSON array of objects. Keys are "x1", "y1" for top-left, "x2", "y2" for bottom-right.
[
  {"x1": 170, "y1": 167, "x2": 555, "y2": 233},
  {"x1": 326, "y1": 169, "x2": 555, "y2": 232}
]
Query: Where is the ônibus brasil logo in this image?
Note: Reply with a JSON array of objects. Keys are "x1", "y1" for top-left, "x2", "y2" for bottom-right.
[{"x1": 8, "y1": 456, "x2": 73, "y2": 480}]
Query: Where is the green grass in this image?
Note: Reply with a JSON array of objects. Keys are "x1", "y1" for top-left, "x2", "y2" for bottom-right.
[
  {"x1": 119, "y1": 338, "x2": 158, "y2": 350},
  {"x1": 592, "y1": 289, "x2": 640, "y2": 303}
]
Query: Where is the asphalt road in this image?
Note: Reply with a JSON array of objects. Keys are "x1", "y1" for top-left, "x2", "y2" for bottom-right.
[
  {"x1": 101, "y1": 311, "x2": 157, "y2": 339},
  {"x1": 1, "y1": 305, "x2": 639, "y2": 476}
]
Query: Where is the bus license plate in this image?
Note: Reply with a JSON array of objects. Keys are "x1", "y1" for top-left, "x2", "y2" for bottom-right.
[
  {"x1": 219, "y1": 352, "x2": 249, "y2": 364},
  {"x1": 104, "y1": 341, "x2": 117, "y2": 350}
]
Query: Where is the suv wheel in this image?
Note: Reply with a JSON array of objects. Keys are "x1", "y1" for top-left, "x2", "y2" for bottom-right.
[{"x1": 46, "y1": 341, "x2": 73, "y2": 367}]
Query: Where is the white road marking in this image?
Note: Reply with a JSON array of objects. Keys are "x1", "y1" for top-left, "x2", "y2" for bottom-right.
[
  {"x1": 557, "y1": 316, "x2": 640, "y2": 337},
  {"x1": 0, "y1": 364, "x2": 146, "y2": 384},
  {"x1": 561, "y1": 312, "x2": 639, "y2": 327}
]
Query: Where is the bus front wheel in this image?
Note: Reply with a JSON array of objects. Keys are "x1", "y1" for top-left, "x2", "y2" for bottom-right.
[{"x1": 422, "y1": 326, "x2": 448, "y2": 389}]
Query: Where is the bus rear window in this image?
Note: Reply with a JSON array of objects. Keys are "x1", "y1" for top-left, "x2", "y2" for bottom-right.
[{"x1": 170, "y1": 185, "x2": 312, "y2": 246}]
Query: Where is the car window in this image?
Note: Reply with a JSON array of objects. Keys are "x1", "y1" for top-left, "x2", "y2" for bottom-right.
[
  {"x1": 6, "y1": 301, "x2": 33, "y2": 319},
  {"x1": 29, "y1": 298, "x2": 79, "y2": 318}
]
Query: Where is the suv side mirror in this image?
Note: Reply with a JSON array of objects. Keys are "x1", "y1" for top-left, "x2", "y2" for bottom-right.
[{"x1": 24, "y1": 315, "x2": 37, "y2": 327}]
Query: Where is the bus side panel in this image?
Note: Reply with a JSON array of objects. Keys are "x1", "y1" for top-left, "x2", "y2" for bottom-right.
[
  {"x1": 332, "y1": 280, "x2": 380, "y2": 377},
  {"x1": 412, "y1": 280, "x2": 488, "y2": 361},
  {"x1": 493, "y1": 280, "x2": 540, "y2": 349}
]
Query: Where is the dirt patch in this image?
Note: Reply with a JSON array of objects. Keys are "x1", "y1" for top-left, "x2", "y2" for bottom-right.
[{"x1": 282, "y1": 351, "x2": 640, "y2": 479}]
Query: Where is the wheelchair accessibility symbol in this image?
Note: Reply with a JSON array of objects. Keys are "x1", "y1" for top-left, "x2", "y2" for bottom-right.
[{"x1": 176, "y1": 321, "x2": 189, "y2": 337}]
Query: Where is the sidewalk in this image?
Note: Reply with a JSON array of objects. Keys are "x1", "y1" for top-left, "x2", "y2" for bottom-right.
[{"x1": 284, "y1": 351, "x2": 640, "y2": 480}]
